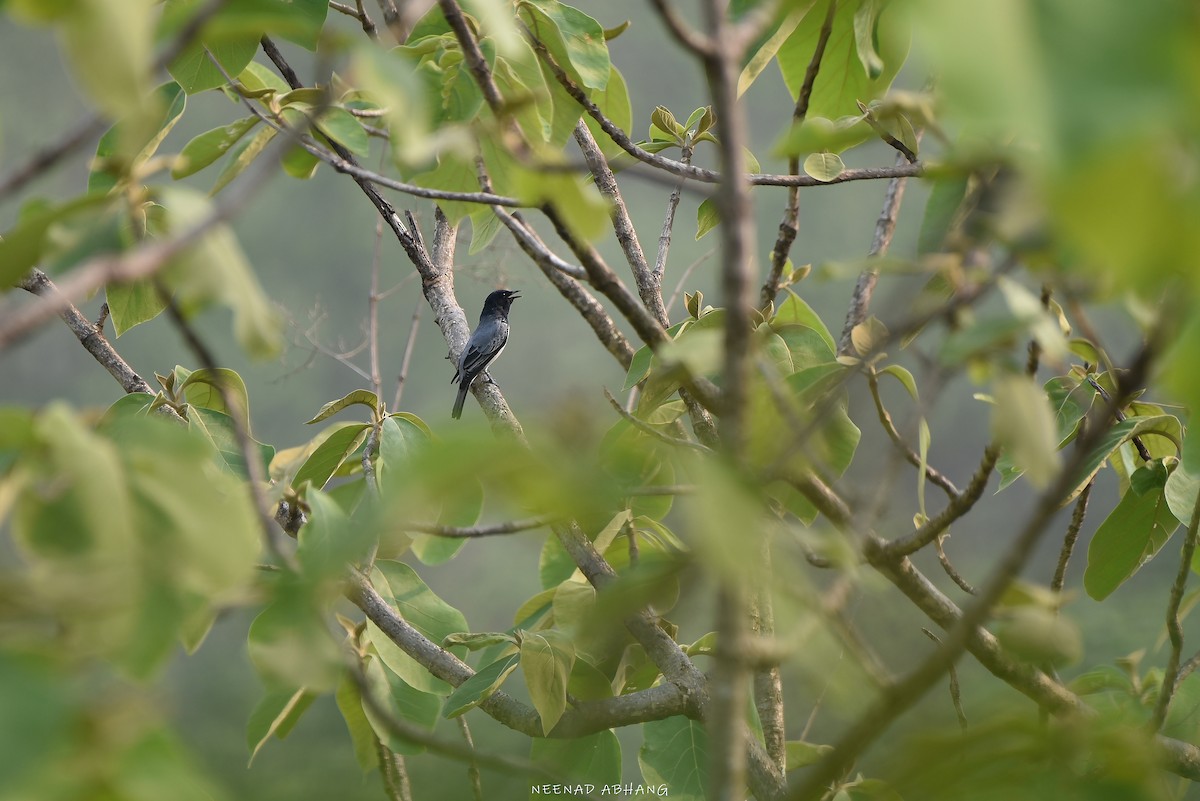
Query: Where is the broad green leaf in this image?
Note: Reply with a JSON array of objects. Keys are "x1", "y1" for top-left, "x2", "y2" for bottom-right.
[
  {"x1": 777, "y1": 0, "x2": 909, "y2": 119},
  {"x1": 1165, "y1": 467, "x2": 1200, "y2": 527},
  {"x1": 623, "y1": 345, "x2": 654, "y2": 390},
  {"x1": 1068, "y1": 415, "x2": 1183, "y2": 503},
  {"x1": 89, "y1": 81, "x2": 187, "y2": 193},
  {"x1": 585, "y1": 65, "x2": 631, "y2": 159},
  {"x1": 994, "y1": 606, "x2": 1083, "y2": 667},
  {"x1": 739, "y1": 3, "x2": 809, "y2": 96},
  {"x1": 469, "y1": 208, "x2": 504, "y2": 254},
  {"x1": 172, "y1": 116, "x2": 260, "y2": 179},
  {"x1": 1085, "y1": 475, "x2": 1180, "y2": 601},
  {"x1": 58, "y1": 0, "x2": 155, "y2": 117},
  {"x1": 442, "y1": 632, "x2": 518, "y2": 651},
  {"x1": 639, "y1": 715, "x2": 707, "y2": 800},
  {"x1": 292, "y1": 423, "x2": 370, "y2": 490},
  {"x1": 366, "y1": 561, "x2": 468, "y2": 695},
  {"x1": 377, "y1": 414, "x2": 430, "y2": 497},
  {"x1": 696, "y1": 197, "x2": 719, "y2": 240},
  {"x1": 0, "y1": 193, "x2": 116, "y2": 287},
  {"x1": 879, "y1": 364, "x2": 919, "y2": 400},
  {"x1": 211, "y1": 125, "x2": 278, "y2": 195},
  {"x1": 802, "y1": 152, "x2": 846, "y2": 182},
  {"x1": 530, "y1": 729, "x2": 621, "y2": 793},
  {"x1": 773, "y1": 290, "x2": 836, "y2": 353},
  {"x1": 180, "y1": 367, "x2": 250, "y2": 427},
  {"x1": 157, "y1": 186, "x2": 283, "y2": 358},
  {"x1": 106, "y1": 279, "x2": 167, "y2": 335},
  {"x1": 917, "y1": 173, "x2": 969, "y2": 254},
  {"x1": 247, "y1": 589, "x2": 343, "y2": 691},
  {"x1": 0, "y1": 653, "x2": 72, "y2": 790},
  {"x1": 520, "y1": 629, "x2": 575, "y2": 734},
  {"x1": 1045, "y1": 375, "x2": 1094, "y2": 447},
  {"x1": 361, "y1": 657, "x2": 442, "y2": 755},
  {"x1": 168, "y1": 37, "x2": 260, "y2": 97},
  {"x1": 773, "y1": 115, "x2": 873, "y2": 158},
  {"x1": 335, "y1": 672, "x2": 380, "y2": 772},
  {"x1": 246, "y1": 687, "x2": 315, "y2": 765},
  {"x1": 307, "y1": 390, "x2": 380, "y2": 425},
  {"x1": 413, "y1": 472, "x2": 483, "y2": 564},
  {"x1": 317, "y1": 107, "x2": 371, "y2": 157},
  {"x1": 443, "y1": 653, "x2": 520, "y2": 718},
  {"x1": 775, "y1": 325, "x2": 835, "y2": 372},
  {"x1": 188, "y1": 407, "x2": 275, "y2": 479},
  {"x1": 786, "y1": 740, "x2": 834, "y2": 771},
  {"x1": 518, "y1": 0, "x2": 610, "y2": 91},
  {"x1": 991, "y1": 373, "x2": 1060, "y2": 490},
  {"x1": 270, "y1": 0, "x2": 328, "y2": 50},
  {"x1": 297, "y1": 489, "x2": 372, "y2": 579}
]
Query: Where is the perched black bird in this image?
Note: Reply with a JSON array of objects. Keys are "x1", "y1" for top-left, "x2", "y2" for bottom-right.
[{"x1": 451, "y1": 289, "x2": 520, "y2": 419}]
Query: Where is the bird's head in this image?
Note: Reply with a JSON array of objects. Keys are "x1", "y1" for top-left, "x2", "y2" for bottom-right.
[{"x1": 482, "y1": 289, "x2": 521, "y2": 315}]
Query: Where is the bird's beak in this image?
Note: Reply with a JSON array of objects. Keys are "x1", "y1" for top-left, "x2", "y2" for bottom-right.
[{"x1": 509, "y1": 291, "x2": 522, "y2": 300}]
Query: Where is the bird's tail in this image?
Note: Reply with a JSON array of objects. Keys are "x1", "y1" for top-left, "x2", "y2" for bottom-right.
[{"x1": 451, "y1": 381, "x2": 469, "y2": 419}]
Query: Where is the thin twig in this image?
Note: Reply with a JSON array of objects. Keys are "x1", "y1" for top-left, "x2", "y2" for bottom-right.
[
  {"x1": 1051, "y1": 481, "x2": 1092, "y2": 593},
  {"x1": 922, "y1": 628, "x2": 968, "y2": 730},
  {"x1": 405, "y1": 515, "x2": 557, "y2": 538},
  {"x1": 665, "y1": 250, "x2": 712, "y2": 315},
  {"x1": 1153, "y1": 497, "x2": 1200, "y2": 730},
  {"x1": 935, "y1": 536, "x2": 976, "y2": 595},
  {"x1": 648, "y1": 0, "x2": 714, "y2": 55},
  {"x1": 392, "y1": 302, "x2": 422, "y2": 410},
  {"x1": 573, "y1": 121, "x2": 667, "y2": 326},
  {"x1": 867, "y1": 370, "x2": 960, "y2": 500},
  {"x1": 457, "y1": 718, "x2": 484, "y2": 801},
  {"x1": 761, "y1": 0, "x2": 835, "y2": 309},
  {"x1": 837, "y1": 148, "x2": 918, "y2": 355},
  {"x1": 654, "y1": 142, "x2": 695, "y2": 285},
  {"x1": 603, "y1": 389, "x2": 711, "y2": 452}
]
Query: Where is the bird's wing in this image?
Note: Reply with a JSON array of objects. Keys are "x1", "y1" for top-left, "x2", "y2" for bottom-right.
[{"x1": 458, "y1": 324, "x2": 508, "y2": 378}]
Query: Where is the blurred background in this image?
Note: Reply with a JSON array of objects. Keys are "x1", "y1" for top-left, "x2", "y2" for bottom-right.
[{"x1": 0, "y1": 0, "x2": 1183, "y2": 798}]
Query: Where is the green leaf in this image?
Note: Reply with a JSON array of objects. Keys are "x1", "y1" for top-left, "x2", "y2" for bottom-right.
[
  {"x1": 738, "y1": 3, "x2": 808, "y2": 96},
  {"x1": 518, "y1": 0, "x2": 610, "y2": 90},
  {"x1": 802, "y1": 152, "x2": 845, "y2": 182},
  {"x1": 317, "y1": 107, "x2": 370, "y2": 157},
  {"x1": 773, "y1": 115, "x2": 873, "y2": 158},
  {"x1": 246, "y1": 687, "x2": 315, "y2": 765},
  {"x1": 639, "y1": 715, "x2": 707, "y2": 800},
  {"x1": 361, "y1": 657, "x2": 442, "y2": 755},
  {"x1": 696, "y1": 197, "x2": 720, "y2": 240},
  {"x1": 1085, "y1": 479, "x2": 1180, "y2": 601},
  {"x1": 773, "y1": 289, "x2": 836, "y2": 352},
  {"x1": 307, "y1": 390, "x2": 381, "y2": 424},
  {"x1": 377, "y1": 414, "x2": 431, "y2": 497},
  {"x1": 917, "y1": 173, "x2": 969, "y2": 254},
  {"x1": 211, "y1": 125, "x2": 278, "y2": 195},
  {"x1": 366, "y1": 561, "x2": 468, "y2": 696},
  {"x1": 157, "y1": 186, "x2": 283, "y2": 358},
  {"x1": 1068, "y1": 415, "x2": 1183, "y2": 503},
  {"x1": 292, "y1": 423, "x2": 370, "y2": 490},
  {"x1": 247, "y1": 590, "x2": 343, "y2": 692},
  {"x1": 181, "y1": 367, "x2": 250, "y2": 427},
  {"x1": 991, "y1": 373, "x2": 1061, "y2": 490},
  {"x1": 188, "y1": 407, "x2": 275, "y2": 479},
  {"x1": 57, "y1": 0, "x2": 155, "y2": 117},
  {"x1": 166, "y1": 14, "x2": 261, "y2": 95},
  {"x1": 442, "y1": 632, "x2": 518, "y2": 651},
  {"x1": 530, "y1": 730, "x2": 621, "y2": 793},
  {"x1": 994, "y1": 606, "x2": 1083, "y2": 667},
  {"x1": 879, "y1": 364, "x2": 919, "y2": 400},
  {"x1": 106, "y1": 279, "x2": 167, "y2": 336},
  {"x1": 172, "y1": 116, "x2": 260, "y2": 179},
  {"x1": 786, "y1": 740, "x2": 834, "y2": 771},
  {"x1": 443, "y1": 653, "x2": 520, "y2": 718},
  {"x1": 89, "y1": 81, "x2": 187, "y2": 194},
  {"x1": 335, "y1": 672, "x2": 380, "y2": 772},
  {"x1": 585, "y1": 65, "x2": 631, "y2": 158},
  {"x1": 853, "y1": 0, "x2": 886, "y2": 77},
  {"x1": 297, "y1": 489, "x2": 373, "y2": 580},
  {"x1": 777, "y1": 0, "x2": 909, "y2": 119},
  {"x1": 0, "y1": 193, "x2": 116, "y2": 288},
  {"x1": 623, "y1": 345, "x2": 654, "y2": 390},
  {"x1": 520, "y1": 629, "x2": 575, "y2": 734}
]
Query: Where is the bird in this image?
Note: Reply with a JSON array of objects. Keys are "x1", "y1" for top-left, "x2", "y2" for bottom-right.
[{"x1": 451, "y1": 289, "x2": 520, "y2": 419}]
